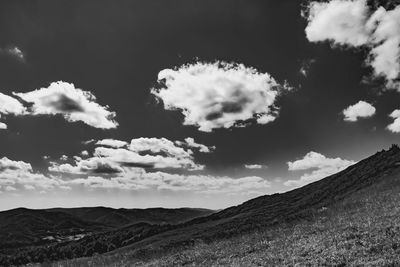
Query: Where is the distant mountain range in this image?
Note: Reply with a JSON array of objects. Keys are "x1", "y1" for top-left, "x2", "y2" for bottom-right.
[{"x1": 2, "y1": 145, "x2": 400, "y2": 266}]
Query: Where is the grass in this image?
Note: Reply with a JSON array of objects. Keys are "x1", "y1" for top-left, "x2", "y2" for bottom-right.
[{"x1": 49, "y1": 171, "x2": 400, "y2": 267}]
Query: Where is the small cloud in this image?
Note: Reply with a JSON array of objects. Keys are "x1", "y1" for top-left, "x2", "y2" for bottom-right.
[
  {"x1": 244, "y1": 164, "x2": 264, "y2": 169},
  {"x1": 96, "y1": 139, "x2": 128, "y2": 148},
  {"x1": 299, "y1": 59, "x2": 316, "y2": 77},
  {"x1": 387, "y1": 109, "x2": 400, "y2": 133},
  {"x1": 6, "y1": 47, "x2": 25, "y2": 62},
  {"x1": 342, "y1": 100, "x2": 376, "y2": 122},
  {"x1": 176, "y1": 137, "x2": 215, "y2": 153},
  {"x1": 0, "y1": 46, "x2": 25, "y2": 62}
]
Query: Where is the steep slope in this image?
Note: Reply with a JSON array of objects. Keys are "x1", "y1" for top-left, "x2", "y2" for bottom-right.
[
  {"x1": 87, "y1": 161, "x2": 400, "y2": 266},
  {"x1": 110, "y1": 145, "x2": 400, "y2": 254}
]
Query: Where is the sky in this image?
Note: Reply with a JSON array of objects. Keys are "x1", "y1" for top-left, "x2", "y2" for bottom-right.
[{"x1": 0, "y1": 0, "x2": 399, "y2": 210}]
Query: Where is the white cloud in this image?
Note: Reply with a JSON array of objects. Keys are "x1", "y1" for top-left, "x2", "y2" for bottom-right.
[
  {"x1": 0, "y1": 157, "x2": 32, "y2": 172},
  {"x1": 96, "y1": 139, "x2": 128, "y2": 148},
  {"x1": 305, "y1": 0, "x2": 400, "y2": 90},
  {"x1": 285, "y1": 151, "x2": 356, "y2": 187},
  {"x1": 51, "y1": 137, "x2": 213, "y2": 173},
  {"x1": 94, "y1": 146, "x2": 204, "y2": 170},
  {"x1": 49, "y1": 157, "x2": 124, "y2": 174},
  {"x1": 175, "y1": 137, "x2": 215, "y2": 153},
  {"x1": 0, "y1": 92, "x2": 26, "y2": 115},
  {"x1": 0, "y1": 157, "x2": 64, "y2": 192},
  {"x1": 68, "y1": 170, "x2": 271, "y2": 195},
  {"x1": 152, "y1": 61, "x2": 283, "y2": 132},
  {"x1": 387, "y1": 109, "x2": 400, "y2": 133},
  {"x1": 343, "y1": 100, "x2": 376, "y2": 121},
  {"x1": 244, "y1": 164, "x2": 263, "y2": 169},
  {"x1": 305, "y1": 0, "x2": 372, "y2": 46},
  {"x1": 14, "y1": 81, "x2": 118, "y2": 129},
  {"x1": 129, "y1": 137, "x2": 191, "y2": 158},
  {"x1": 2, "y1": 149, "x2": 270, "y2": 197},
  {"x1": 368, "y1": 6, "x2": 400, "y2": 88}
]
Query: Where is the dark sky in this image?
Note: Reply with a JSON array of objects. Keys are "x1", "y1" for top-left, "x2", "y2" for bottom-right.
[{"x1": 0, "y1": 0, "x2": 399, "y2": 210}]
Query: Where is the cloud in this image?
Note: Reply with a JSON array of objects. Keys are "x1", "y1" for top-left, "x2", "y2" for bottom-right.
[
  {"x1": 0, "y1": 157, "x2": 64, "y2": 192},
  {"x1": 178, "y1": 137, "x2": 215, "y2": 153},
  {"x1": 129, "y1": 137, "x2": 192, "y2": 158},
  {"x1": 152, "y1": 61, "x2": 283, "y2": 132},
  {"x1": 51, "y1": 137, "x2": 214, "y2": 173},
  {"x1": 49, "y1": 157, "x2": 125, "y2": 175},
  {"x1": 285, "y1": 151, "x2": 356, "y2": 187},
  {"x1": 0, "y1": 46, "x2": 25, "y2": 62},
  {"x1": 299, "y1": 59, "x2": 316, "y2": 77},
  {"x1": 14, "y1": 81, "x2": 118, "y2": 129},
  {"x1": 94, "y1": 146, "x2": 204, "y2": 170},
  {"x1": 0, "y1": 122, "x2": 7, "y2": 130},
  {"x1": 0, "y1": 157, "x2": 32, "y2": 172},
  {"x1": 305, "y1": 0, "x2": 400, "y2": 90},
  {"x1": 5, "y1": 47, "x2": 25, "y2": 62},
  {"x1": 96, "y1": 139, "x2": 128, "y2": 148},
  {"x1": 68, "y1": 170, "x2": 271, "y2": 195},
  {"x1": 305, "y1": 0, "x2": 372, "y2": 46},
  {"x1": 244, "y1": 164, "x2": 264, "y2": 169},
  {"x1": 0, "y1": 92, "x2": 26, "y2": 115},
  {"x1": 1, "y1": 142, "x2": 270, "y2": 196},
  {"x1": 342, "y1": 100, "x2": 376, "y2": 121},
  {"x1": 387, "y1": 109, "x2": 400, "y2": 132}
]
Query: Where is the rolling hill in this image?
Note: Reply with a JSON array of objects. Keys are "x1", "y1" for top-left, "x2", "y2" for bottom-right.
[
  {"x1": 48, "y1": 207, "x2": 214, "y2": 227},
  {"x1": 0, "y1": 206, "x2": 214, "y2": 266},
  {"x1": 3, "y1": 145, "x2": 400, "y2": 266}
]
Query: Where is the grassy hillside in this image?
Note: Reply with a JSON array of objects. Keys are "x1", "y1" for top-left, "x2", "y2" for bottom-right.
[{"x1": 54, "y1": 147, "x2": 400, "y2": 266}]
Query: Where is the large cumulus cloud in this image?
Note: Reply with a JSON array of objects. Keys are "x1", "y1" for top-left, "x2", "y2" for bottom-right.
[
  {"x1": 152, "y1": 61, "x2": 283, "y2": 132},
  {"x1": 305, "y1": 0, "x2": 400, "y2": 90},
  {"x1": 14, "y1": 81, "x2": 118, "y2": 129}
]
